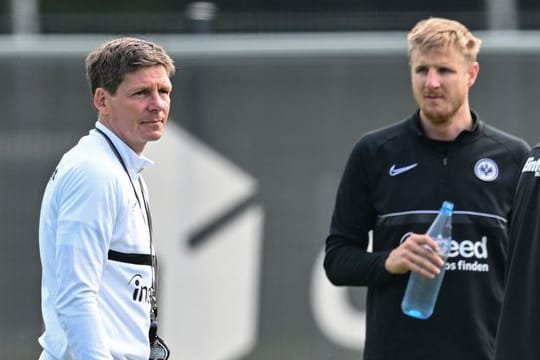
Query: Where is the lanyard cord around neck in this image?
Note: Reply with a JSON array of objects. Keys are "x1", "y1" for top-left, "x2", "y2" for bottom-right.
[{"x1": 95, "y1": 127, "x2": 159, "y2": 320}]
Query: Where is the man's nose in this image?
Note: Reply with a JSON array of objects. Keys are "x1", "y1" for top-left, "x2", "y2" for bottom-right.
[
  {"x1": 425, "y1": 69, "x2": 441, "y2": 88},
  {"x1": 148, "y1": 91, "x2": 168, "y2": 111}
]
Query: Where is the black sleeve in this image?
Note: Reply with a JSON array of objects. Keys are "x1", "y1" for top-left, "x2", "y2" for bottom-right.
[
  {"x1": 324, "y1": 235, "x2": 395, "y2": 286},
  {"x1": 324, "y1": 140, "x2": 396, "y2": 287}
]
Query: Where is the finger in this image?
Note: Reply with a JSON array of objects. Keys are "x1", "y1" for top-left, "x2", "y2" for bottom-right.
[
  {"x1": 405, "y1": 234, "x2": 437, "y2": 253},
  {"x1": 405, "y1": 236, "x2": 444, "y2": 265},
  {"x1": 408, "y1": 258, "x2": 441, "y2": 279},
  {"x1": 424, "y1": 236, "x2": 442, "y2": 253},
  {"x1": 406, "y1": 250, "x2": 443, "y2": 278},
  {"x1": 417, "y1": 245, "x2": 445, "y2": 267}
]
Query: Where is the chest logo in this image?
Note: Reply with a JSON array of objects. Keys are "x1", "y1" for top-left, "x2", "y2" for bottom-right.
[
  {"x1": 389, "y1": 163, "x2": 418, "y2": 176},
  {"x1": 474, "y1": 158, "x2": 498, "y2": 182}
]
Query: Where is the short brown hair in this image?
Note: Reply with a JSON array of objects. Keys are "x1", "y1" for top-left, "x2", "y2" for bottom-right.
[
  {"x1": 85, "y1": 37, "x2": 175, "y2": 95},
  {"x1": 407, "y1": 17, "x2": 482, "y2": 62}
]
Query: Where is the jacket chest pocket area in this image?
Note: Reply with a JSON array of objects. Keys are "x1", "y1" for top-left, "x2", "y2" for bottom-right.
[{"x1": 115, "y1": 195, "x2": 151, "y2": 251}]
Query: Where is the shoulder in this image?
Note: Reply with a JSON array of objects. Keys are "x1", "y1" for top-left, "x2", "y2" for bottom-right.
[
  {"x1": 351, "y1": 116, "x2": 414, "y2": 157},
  {"x1": 54, "y1": 134, "x2": 123, "y2": 196},
  {"x1": 481, "y1": 123, "x2": 529, "y2": 149},
  {"x1": 479, "y1": 123, "x2": 531, "y2": 159},
  {"x1": 522, "y1": 144, "x2": 540, "y2": 165},
  {"x1": 530, "y1": 143, "x2": 540, "y2": 154}
]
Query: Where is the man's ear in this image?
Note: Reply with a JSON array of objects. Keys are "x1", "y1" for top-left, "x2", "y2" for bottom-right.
[
  {"x1": 468, "y1": 62, "x2": 480, "y2": 87},
  {"x1": 93, "y1": 88, "x2": 108, "y2": 114}
]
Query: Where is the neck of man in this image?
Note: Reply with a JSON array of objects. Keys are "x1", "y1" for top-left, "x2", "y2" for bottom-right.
[{"x1": 419, "y1": 106, "x2": 473, "y2": 141}]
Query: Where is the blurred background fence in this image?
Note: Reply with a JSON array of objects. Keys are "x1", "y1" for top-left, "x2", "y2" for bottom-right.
[
  {"x1": 2, "y1": 1, "x2": 540, "y2": 359},
  {"x1": 4, "y1": 0, "x2": 540, "y2": 34}
]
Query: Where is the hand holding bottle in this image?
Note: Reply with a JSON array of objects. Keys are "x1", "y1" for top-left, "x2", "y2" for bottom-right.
[{"x1": 385, "y1": 233, "x2": 445, "y2": 279}]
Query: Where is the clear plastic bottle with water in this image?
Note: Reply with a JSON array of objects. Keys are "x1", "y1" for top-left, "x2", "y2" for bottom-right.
[{"x1": 401, "y1": 201, "x2": 454, "y2": 319}]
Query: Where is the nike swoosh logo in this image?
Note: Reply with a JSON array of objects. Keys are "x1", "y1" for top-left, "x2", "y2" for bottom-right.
[{"x1": 389, "y1": 163, "x2": 418, "y2": 176}]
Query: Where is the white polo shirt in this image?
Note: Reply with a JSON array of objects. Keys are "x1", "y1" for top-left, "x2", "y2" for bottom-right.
[{"x1": 39, "y1": 122, "x2": 155, "y2": 359}]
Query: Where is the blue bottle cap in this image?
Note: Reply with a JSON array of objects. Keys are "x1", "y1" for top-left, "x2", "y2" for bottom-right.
[{"x1": 441, "y1": 201, "x2": 454, "y2": 215}]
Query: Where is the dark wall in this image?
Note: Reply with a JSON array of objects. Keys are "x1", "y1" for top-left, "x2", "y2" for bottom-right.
[{"x1": 1, "y1": 46, "x2": 539, "y2": 359}]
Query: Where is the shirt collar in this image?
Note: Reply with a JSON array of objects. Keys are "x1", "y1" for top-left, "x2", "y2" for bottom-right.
[
  {"x1": 95, "y1": 121, "x2": 154, "y2": 180},
  {"x1": 411, "y1": 110, "x2": 481, "y2": 140}
]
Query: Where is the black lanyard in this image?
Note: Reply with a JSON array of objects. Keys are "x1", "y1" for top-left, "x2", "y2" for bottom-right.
[{"x1": 95, "y1": 127, "x2": 159, "y2": 320}]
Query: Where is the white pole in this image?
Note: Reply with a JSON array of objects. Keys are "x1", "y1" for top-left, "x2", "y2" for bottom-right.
[
  {"x1": 10, "y1": 0, "x2": 40, "y2": 34},
  {"x1": 486, "y1": 0, "x2": 518, "y2": 30}
]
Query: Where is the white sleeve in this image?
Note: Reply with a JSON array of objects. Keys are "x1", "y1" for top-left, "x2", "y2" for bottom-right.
[{"x1": 54, "y1": 164, "x2": 116, "y2": 359}]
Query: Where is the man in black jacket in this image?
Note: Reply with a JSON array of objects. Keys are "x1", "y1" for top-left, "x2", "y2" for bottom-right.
[
  {"x1": 324, "y1": 17, "x2": 530, "y2": 360},
  {"x1": 494, "y1": 151, "x2": 540, "y2": 358}
]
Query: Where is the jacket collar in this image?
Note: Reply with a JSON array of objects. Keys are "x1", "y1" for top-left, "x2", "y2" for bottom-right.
[
  {"x1": 95, "y1": 121, "x2": 154, "y2": 181},
  {"x1": 409, "y1": 110, "x2": 483, "y2": 144}
]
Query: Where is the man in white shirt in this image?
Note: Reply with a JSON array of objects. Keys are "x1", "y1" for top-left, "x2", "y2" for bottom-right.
[{"x1": 38, "y1": 37, "x2": 175, "y2": 360}]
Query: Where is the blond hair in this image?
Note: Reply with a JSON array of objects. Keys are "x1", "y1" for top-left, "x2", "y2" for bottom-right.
[{"x1": 407, "y1": 17, "x2": 482, "y2": 62}]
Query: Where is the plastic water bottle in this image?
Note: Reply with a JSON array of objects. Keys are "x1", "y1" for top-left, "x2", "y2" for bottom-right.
[{"x1": 401, "y1": 201, "x2": 453, "y2": 319}]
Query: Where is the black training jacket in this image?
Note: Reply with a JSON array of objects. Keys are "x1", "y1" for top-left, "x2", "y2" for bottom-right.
[
  {"x1": 325, "y1": 111, "x2": 530, "y2": 360},
  {"x1": 494, "y1": 144, "x2": 540, "y2": 360}
]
